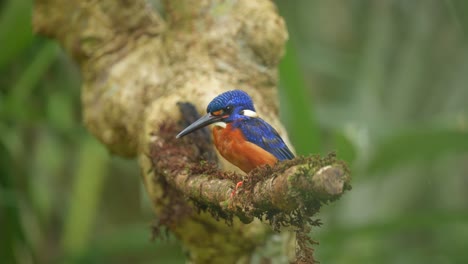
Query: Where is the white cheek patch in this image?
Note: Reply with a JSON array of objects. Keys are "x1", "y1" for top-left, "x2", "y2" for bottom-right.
[
  {"x1": 212, "y1": 122, "x2": 227, "y2": 128},
  {"x1": 242, "y1": 110, "x2": 258, "y2": 117}
]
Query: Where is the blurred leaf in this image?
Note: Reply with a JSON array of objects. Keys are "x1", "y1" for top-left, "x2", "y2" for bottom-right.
[
  {"x1": 319, "y1": 210, "x2": 468, "y2": 243},
  {"x1": 367, "y1": 129, "x2": 468, "y2": 173},
  {"x1": 60, "y1": 224, "x2": 184, "y2": 263},
  {"x1": 3, "y1": 41, "x2": 58, "y2": 121},
  {"x1": 352, "y1": 0, "x2": 393, "y2": 124},
  {"x1": 333, "y1": 131, "x2": 356, "y2": 165},
  {"x1": 318, "y1": 210, "x2": 468, "y2": 263},
  {"x1": 280, "y1": 41, "x2": 321, "y2": 154},
  {"x1": 387, "y1": 1, "x2": 434, "y2": 120},
  {"x1": 46, "y1": 90, "x2": 76, "y2": 132},
  {"x1": 85, "y1": 225, "x2": 184, "y2": 262},
  {"x1": 0, "y1": 0, "x2": 34, "y2": 70},
  {"x1": 0, "y1": 141, "x2": 19, "y2": 263},
  {"x1": 0, "y1": 141, "x2": 33, "y2": 263},
  {"x1": 61, "y1": 136, "x2": 109, "y2": 258},
  {"x1": 29, "y1": 129, "x2": 68, "y2": 223}
]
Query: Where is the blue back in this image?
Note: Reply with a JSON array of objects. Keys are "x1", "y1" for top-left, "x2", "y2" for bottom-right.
[{"x1": 232, "y1": 118, "x2": 294, "y2": 161}]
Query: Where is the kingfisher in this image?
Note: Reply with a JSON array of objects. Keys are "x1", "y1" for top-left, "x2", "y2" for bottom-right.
[{"x1": 176, "y1": 90, "x2": 294, "y2": 176}]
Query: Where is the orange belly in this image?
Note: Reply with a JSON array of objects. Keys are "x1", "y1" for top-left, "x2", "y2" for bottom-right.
[{"x1": 212, "y1": 124, "x2": 278, "y2": 173}]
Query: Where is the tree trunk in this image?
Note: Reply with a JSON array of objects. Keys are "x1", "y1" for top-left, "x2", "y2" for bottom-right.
[{"x1": 33, "y1": 1, "x2": 350, "y2": 262}]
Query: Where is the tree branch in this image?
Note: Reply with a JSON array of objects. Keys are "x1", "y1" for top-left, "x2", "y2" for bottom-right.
[{"x1": 148, "y1": 122, "x2": 350, "y2": 224}]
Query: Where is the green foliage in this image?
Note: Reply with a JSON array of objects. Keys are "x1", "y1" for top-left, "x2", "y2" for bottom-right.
[
  {"x1": 2, "y1": 0, "x2": 468, "y2": 263},
  {"x1": 368, "y1": 128, "x2": 468, "y2": 174},
  {"x1": 0, "y1": 142, "x2": 31, "y2": 263},
  {"x1": 280, "y1": 41, "x2": 321, "y2": 155},
  {"x1": 277, "y1": 0, "x2": 468, "y2": 263},
  {"x1": 0, "y1": 1, "x2": 184, "y2": 263},
  {"x1": 0, "y1": 0, "x2": 34, "y2": 71}
]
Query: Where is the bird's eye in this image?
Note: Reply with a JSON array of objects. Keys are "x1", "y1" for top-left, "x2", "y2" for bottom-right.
[{"x1": 211, "y1": 106, "x2": 233, "y2": 116}]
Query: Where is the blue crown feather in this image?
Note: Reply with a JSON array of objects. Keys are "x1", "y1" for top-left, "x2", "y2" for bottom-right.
[{"x1": 207, "y1": 90, "x2": 255, "y2": 113}]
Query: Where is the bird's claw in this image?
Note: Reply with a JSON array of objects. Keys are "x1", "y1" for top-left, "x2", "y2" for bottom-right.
[{"x1": 230, "y1": 181, "x2": 244, "y2": 198}]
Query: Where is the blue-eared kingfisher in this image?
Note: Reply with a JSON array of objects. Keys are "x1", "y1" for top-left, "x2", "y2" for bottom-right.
[{"x1": 176, "y1": 90, "x2": 294, "y2": 174}]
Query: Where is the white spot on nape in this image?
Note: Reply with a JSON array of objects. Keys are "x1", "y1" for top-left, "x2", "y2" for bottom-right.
[
  {"x1": 242, "y1": 110, "x2": 258, "y2": 117},
  {"x1": 213, "y1": 122, "x2": 227, "y2": 128}
]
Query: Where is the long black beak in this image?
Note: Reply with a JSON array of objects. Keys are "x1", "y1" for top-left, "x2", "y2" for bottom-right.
[{"x1": 176, "y1": 113, "x2": 223, "y2": 138}]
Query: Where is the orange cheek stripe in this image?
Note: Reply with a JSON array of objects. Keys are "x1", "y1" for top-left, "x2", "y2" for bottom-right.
[{"x1": 212, "y1": 110, "x2": 223, "y2": 116}]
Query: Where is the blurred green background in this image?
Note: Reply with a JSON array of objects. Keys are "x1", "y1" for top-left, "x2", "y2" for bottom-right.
[{"x1": 1, "y1": 0, "x2": 468, "y2": 263}]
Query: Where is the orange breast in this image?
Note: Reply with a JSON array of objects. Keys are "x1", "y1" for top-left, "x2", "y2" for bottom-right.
[{"x1": 212, "y1": 124, "x2": 278, "y2": 173}]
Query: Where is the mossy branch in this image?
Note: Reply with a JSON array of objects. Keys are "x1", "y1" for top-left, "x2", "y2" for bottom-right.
[{"x1": 149, "y1": 120, "x2": 351, "y2": 228}]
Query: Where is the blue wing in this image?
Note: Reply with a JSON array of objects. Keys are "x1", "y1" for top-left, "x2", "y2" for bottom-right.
[{"x1": 234, "y1": 118, "x2": 294, "y2": 161}]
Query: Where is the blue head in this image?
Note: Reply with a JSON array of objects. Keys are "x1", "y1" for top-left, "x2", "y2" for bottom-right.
[
  {"x1": 176, "y1": 90, "x2": 258, "y2": 138},
  {"x1": 206, "y1": 90, "x2": 256, "y2": 123}
]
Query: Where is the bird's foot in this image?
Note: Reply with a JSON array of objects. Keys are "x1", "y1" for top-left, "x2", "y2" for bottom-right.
[{"x1": 230, "y1": 181, "x2": 244, "y2": 198}]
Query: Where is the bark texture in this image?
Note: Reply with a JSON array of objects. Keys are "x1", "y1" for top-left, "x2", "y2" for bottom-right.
[{"x1": 33, "y1": 0, "x2": 351, "y2": 263}]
